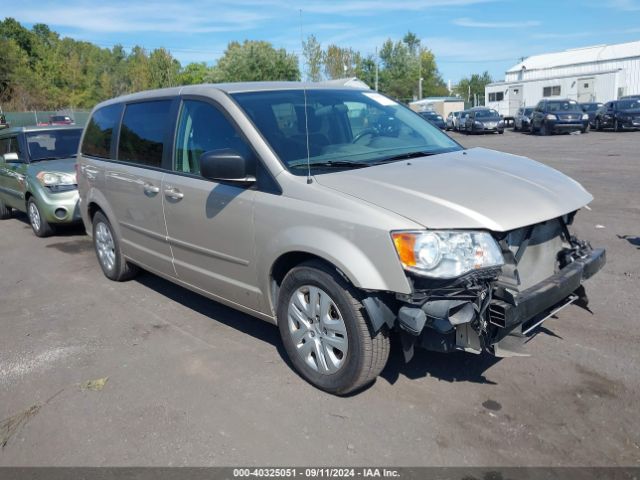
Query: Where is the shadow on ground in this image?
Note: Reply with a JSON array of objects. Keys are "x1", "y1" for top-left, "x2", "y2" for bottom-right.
[
  {"x1": 136, "y1": 272, "x2": 503, "y2": 390},
  {"x1": 10, "y1": 211, "x2": 86, "y2": 237}
]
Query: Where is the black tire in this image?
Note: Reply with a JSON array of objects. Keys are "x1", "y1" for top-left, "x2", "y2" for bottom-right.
[
  {"x1": 540, "y1": 122, "x2": 550, "y2": 136},
  {"x1": 498, "y1": 129, "x2": 504, "y2": 134},
  {"x1": 513, "y1": 123, "x2": 519, "y2": 132},
  {"x1": 92, "y1": 211, "x2": 139, "y2": 281},
  {"x1": 277, "y1": 260, "x2": 390, "y2": 395},
  {"x1": 582, "y1": 126, "x2": 589, "y2": 134},
  {"x1": 614, "y1": 119, "x2": 622, "y2": 132},
  {"x1": 27, "y1": 197, "x2": 54, "y2": 237},
  {"x1": 0, "y1": 199, "x2": 11, "y2": 219},
  {"x1": 595, "y1": 118, "x2": 602, "y2": 131}
]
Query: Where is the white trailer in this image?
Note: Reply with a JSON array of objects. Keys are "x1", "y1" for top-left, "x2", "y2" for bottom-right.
[{"x1": 485, "y1": 40, "x2": 640, "y2": 118}]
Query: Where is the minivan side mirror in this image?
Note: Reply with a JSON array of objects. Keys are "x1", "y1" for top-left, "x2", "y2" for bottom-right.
[
  {"x1": 199, "y1": 149, "x2": 256, "y2": 184},
  {"x1": 2, "y1": 152, "x2": 20, "y2": 163}
]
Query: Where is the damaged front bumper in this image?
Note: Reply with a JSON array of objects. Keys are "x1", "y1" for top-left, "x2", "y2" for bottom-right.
[{"x1": 364, "y1": 220, "x2": 606, "y2": 361}]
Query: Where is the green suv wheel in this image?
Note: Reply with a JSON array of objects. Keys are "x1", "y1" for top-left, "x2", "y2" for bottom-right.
[
  {"x1": 0, "y1": 199, "x2": 11, "y2": 220},
  {"x1": 28, "y1": 198, "x2": 54, "y2": 237}
]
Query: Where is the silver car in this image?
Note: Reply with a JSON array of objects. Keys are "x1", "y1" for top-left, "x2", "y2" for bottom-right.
[{"x1": 77, "y1": 83, "x2": 605, "y2": 394}]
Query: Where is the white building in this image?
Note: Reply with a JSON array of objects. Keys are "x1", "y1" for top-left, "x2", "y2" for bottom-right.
[
  {"x1": 485, "y1": 40, "x2": 640, "y2": 117},
  {"x1": 409, "y1": 97, "x2": 465, "y2": 117}
]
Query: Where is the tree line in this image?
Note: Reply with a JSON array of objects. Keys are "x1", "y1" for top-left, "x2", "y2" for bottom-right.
[{"x1": 1, "y1": 18, "x2": 489, "y2": 111}]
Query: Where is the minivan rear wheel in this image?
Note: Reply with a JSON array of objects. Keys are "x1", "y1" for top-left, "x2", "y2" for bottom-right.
[
  {"x1": 92, "y1": 211, "x2": 139, "y2": 281},
  {"x1": 277, "y1": 261, "x2": 390, "y2": 395}
]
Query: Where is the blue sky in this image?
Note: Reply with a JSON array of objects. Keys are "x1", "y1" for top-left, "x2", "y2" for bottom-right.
[{"x1": 2, "y1": 0, "x2": 640, "y2": 84}]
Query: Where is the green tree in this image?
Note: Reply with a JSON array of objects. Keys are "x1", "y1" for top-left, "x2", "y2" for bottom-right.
[
  {"x1": 377, "y1": 32, "x2": 448, "y2": 101},
  {"x1": 148, "y1": 48, "x2": 180, "y2": 89},
  {"x1": 454, "y1": 71, "x2": 493, "y2": 102},
  {"x1": 302, "y1": 34, "x2": 323, "y2": 82},
  {"x1": 323, "y1": 44, "x2": 360, "y2": 79},
  {"x1": 127, "y1": 46, "x2": 151, "y2": 93},
  {"x1": 179, "y1": 62, "x2": 210, "y2": 85},
  {"x1": 208, "y1": 40, "x2": 299, "y2": 83}
]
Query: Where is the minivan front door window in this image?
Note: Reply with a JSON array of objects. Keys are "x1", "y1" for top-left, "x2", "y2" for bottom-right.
[{"x1": 174, "y1": 100, "x2": 253, "y2": 176}]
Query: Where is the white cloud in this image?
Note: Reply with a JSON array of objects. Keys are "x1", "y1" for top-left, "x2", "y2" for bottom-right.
[
  {"x1": 4, "y1": 1, "x2": 273, "y2": 34},
  {"x1": 453, "y1": 17, "x2": 540, "y2": 28},
  {"x1": 608, "y1": 0, "x2": 640, "y2": 10},
  {"x1": 531, "y1": 32, "x2": 592, "y2": 40}
]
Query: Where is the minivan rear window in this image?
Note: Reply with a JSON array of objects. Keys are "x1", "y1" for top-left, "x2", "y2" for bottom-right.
[
  {"x1": 117, "y1": 100, "x2": 172, "y2": 168},
  {"x1": 81, "y1": 104, "x2": 122, "y2": 159}
]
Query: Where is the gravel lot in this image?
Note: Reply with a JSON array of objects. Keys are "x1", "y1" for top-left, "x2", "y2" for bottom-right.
[{"x1": 1, "y1": 129, "x2": 639, "y2": 466}]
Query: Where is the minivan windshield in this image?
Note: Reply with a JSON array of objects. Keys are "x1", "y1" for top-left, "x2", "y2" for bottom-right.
[
  {"x1": 26, "y1": 129, "x2": 82, "y2": 161},
  {"x1": 232, "y1": 89, "x2": 461, "y2": 175}
]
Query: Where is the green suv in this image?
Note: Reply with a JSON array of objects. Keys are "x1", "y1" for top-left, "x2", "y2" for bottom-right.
[{"x1": 0, "y1": 126, "x2": 83, "y2": 236}]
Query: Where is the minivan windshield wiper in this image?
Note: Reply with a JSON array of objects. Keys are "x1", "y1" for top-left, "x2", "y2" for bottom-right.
[
  {"x1": 370, "y1": 150, "x2": 439, "y2": 165},
  {"x1": 291, "y1": 160, "x2": 370, "y2": 169}
]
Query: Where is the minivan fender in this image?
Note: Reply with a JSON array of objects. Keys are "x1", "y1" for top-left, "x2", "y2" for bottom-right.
[
  {"x1": 262, "y1": 226, "x2": 412, "y2": 315},
  {"x1": 82, "y1": 187, "x2": 123, "y2": 240}
]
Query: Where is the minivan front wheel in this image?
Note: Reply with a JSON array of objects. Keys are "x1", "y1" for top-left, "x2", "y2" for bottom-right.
[
  {"x1": 277, "y1": 261, "x2": 390, "y2": 395},
  {"x1": 92, "y1": 211, "x2": 139, "y2": 281}
]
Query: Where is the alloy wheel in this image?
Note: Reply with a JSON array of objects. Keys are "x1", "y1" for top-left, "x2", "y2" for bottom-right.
[
  {"x1": 28, "y1": 201, "x2": 41, "y2": 232},
  {"x1": 95, "y1": 221, "x2": 116, "y2": 272}
]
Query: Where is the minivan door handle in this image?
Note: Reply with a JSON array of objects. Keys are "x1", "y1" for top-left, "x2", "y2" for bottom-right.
[
  {"x1": 143, "y1": 183, "x2": 160, "y2": 195},
  {"x1": 164, "y1": 186, "x2": 184, "y2": 200}
]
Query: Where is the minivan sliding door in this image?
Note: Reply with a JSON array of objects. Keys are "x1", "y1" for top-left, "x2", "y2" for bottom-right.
[{"x1": 162, "y1": 99, "x2": 261, "y2": 310}]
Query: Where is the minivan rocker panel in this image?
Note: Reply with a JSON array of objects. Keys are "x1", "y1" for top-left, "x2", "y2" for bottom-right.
[
  {"x1": 315, "y1": 147, "x2": 593, "y2": 231},
  {"x1": 77, "y1": 82, "x2": 604, "y2": 395}
]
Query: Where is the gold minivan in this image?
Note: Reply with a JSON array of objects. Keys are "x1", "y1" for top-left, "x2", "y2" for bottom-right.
[{"x1": 77, "y1": 83, "x2": 605, "y2": 394}]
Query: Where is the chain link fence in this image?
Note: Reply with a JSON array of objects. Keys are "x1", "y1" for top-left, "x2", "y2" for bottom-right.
[{"x1": 1, "y1": 109, "x2": 91, "y2": 128}]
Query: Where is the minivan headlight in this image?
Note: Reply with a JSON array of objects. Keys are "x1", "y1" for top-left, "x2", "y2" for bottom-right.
[
  {"x1": 546, "y1": 114, "x2": 557, "y2": 121},
  {"x1": 392, "y1": 231, "x2": 504, "y2": 278},
  {"x1": 36, "y1": 172, "x2": 76, "y2": 186},
  {"x1": 582, "y1": 113, "x2": 589, "y2": 120}
]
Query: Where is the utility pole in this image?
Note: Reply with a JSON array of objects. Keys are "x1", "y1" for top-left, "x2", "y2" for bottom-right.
[
  {"x1": 417, "y1": 52, "x2": 422, "y2": 100},
  {"x1": 374, "y1": 47, "x2": 379, "y2": 91}
]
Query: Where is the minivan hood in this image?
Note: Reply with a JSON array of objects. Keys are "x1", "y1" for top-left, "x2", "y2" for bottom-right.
[
  {"x1": 27, "y1": 157, "x2": 76, "y2": 175},
  {"x1": 314, "y1": 147, "x2": 592, "y2": 232}
]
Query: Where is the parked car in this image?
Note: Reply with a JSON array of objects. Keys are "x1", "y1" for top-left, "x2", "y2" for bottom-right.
[
  {"x1": 77, "y1": 83, "x2": 605, "y2": 394},
  {"x1": 0, "y1": 126, "x2": 83, "y2": 236},
  {"x1": 457, "y1": 110, "x2": 470, "y2": 133},
  {"x1": 530, "y1": 99, "x2": 589, "y2": 135},
  {"x1": 418, "y1": 110, "x2": 446, "y2": 129},
  {"x1": 580, "y1": 102, "x2": 603, "y2": 128},
  {"x1": 513, "y1": 107, "x2": 535, "y2": 132},
  {"x1": 593, "y1": 99, "x2": 640, "y2": 131},
  {"x1": 49, "y1": 115, "x2": 74, "y2": 125},
  {"x1": 461, "y1": 107, "x2": 504, "y2": 134},
  {"x1": 445, "y1": 111, "x2": 461, "y2": 131}
]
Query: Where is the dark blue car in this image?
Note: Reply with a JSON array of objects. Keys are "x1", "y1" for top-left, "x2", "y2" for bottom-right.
[
  {"x1": 593, "y1": 99, "x2": 640, "y2": 131},
  {"x1": 418, "y1": 111, "x2": 446, "y2": 130},
  {"x1": 530, "y1": 99, "x2": 589, "y2": 135}
]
